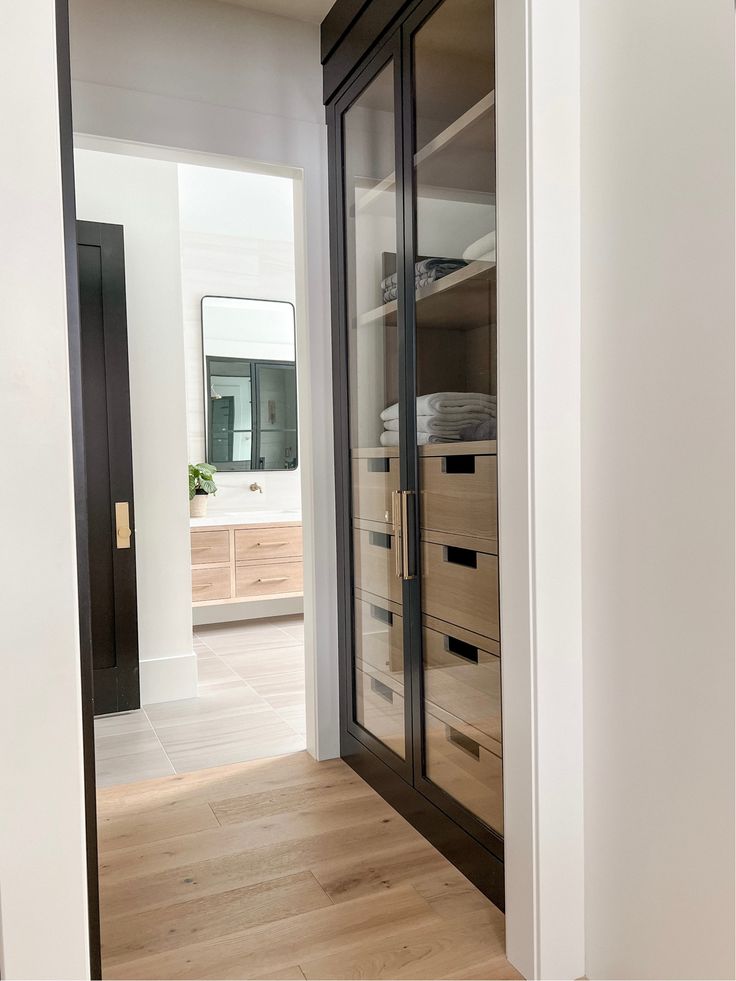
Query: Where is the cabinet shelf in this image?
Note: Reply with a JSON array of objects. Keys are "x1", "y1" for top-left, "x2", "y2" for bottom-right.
[
  {"x1": 354, "y1": 90, "x2": 495, "y2": 215},
  {"x1": 357, "y1": 259, "x2": 495, "y2": 330}
]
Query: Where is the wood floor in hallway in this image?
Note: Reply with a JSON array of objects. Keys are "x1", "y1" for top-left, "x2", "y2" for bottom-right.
[{"x1": 97, "y1": 751, "x2": 521, "y2": 980}]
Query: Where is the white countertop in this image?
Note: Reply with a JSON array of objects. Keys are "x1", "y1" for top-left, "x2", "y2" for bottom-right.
[{"x1": 190, "y1": 510, "x2": 301, "y2": 528}]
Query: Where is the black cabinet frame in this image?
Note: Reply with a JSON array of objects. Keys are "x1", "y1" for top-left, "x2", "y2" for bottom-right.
[{"x1": 327, "y1": 0, "x2": 504, "y2": 910}]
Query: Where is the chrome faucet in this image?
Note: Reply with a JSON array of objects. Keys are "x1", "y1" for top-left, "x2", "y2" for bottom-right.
[{"x1": 249, "y1": 482, "x2": 263, "y2": 494}]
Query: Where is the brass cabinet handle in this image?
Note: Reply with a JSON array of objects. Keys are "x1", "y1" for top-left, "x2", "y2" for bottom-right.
[
  {"x1": 401, "y1": 490, "x2": 415, "y2": 580},
  {"x1": 257, "y1": 576, "x2": 288, "y2": 584},
  {"x1": 391, "y1": 490, "x2": 403, "y2": 579},
  {"x1": 256, "y1": 541, "x2": 289, "y2": 547},
  {"x1": 115, "y1": 502, "x2": 132, "y2": 550}
]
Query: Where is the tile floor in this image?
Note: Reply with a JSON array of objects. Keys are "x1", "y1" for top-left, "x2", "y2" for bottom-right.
[{"x1": 94, "y1": 616, "x2": 306, "y2": 788}]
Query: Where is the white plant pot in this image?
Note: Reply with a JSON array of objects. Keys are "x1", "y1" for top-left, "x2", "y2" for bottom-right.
[{"x1": 190, "y1": 494, "x2": 209, "y2": 518}]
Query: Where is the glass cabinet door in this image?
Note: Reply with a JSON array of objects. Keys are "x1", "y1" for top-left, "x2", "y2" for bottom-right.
[
  {"x1": 409, "y1": 0, "x2": 503, "y2": 836},
  {"x1": 342, "y1": 58, "x2": 408, "y2": 764}
]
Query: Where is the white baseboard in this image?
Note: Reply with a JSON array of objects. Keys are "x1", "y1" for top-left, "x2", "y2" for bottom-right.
[
  {"x1": 192, "y1": 595, "x2": 303, "y2": 626},
  {"x1": 140, "y1": 652, "x2": 198, "y2": 705}
]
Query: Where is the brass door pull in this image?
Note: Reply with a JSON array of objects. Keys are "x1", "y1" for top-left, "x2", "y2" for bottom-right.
[
  {"x1": 401, "y1": 490, "x2": 415, "y2": 580},
  {"x1": 391, "y1": 491, "x2": 403, "y2": 579},
  {"x1": 115, "y1": 502, "x2": 132, "y2": 550}
]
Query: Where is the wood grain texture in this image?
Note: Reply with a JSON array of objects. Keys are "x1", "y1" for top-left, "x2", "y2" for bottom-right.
[{"x1": 98, "y1": 752, "x2": 518, "y2": 980}]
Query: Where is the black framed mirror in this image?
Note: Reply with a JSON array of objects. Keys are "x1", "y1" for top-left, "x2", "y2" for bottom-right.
[{"x1": 201, "y1": 296, "x2": 298, "y2": 471}]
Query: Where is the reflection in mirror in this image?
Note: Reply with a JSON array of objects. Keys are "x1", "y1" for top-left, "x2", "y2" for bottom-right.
[{"x1": 202, "y1": 296, "x2": 298, "y2": 471}]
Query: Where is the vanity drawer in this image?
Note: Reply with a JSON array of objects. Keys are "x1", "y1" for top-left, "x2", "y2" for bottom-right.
[
  {"x1": 423, "y1": 626, "x2": 501, "y2": 748},
  {"x1": 420, "y1": 454, "x2": 497, "y2": 544},
  {"x1": 190, "y1": 529, "x2": 230, "y2": 565},
  {"x1": 421, "y1": 540, "x2": 499, "y2": 640},
  {"x1": 235, "y1": 559, "x2": 303, "y2": 597},
  {"x1": 352, "y1": 455, "x2": 400, "y2": 524},
  {"x1": 191, "y1": 565, "x2": 231, "y2": 602},
  {"x1": 235, "y1": 525, "x2": 302, "y2": 562},
  {"x1": 425, "y1": 708, "x2": 503, "y2": 834},
  {"x1": 353, "y1": 526, "x2": 402, "y2": 606},
  {"x1": 355, "y1": 666, "x2": 405, "y2": 758},
  {"x1": 355, "y1": 598, "x2": 404, "y2": 679}
]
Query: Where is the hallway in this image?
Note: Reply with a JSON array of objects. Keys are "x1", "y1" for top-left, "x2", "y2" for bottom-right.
[{"x1": 97, "y1": 751, "x2": 519, "y2": 980}]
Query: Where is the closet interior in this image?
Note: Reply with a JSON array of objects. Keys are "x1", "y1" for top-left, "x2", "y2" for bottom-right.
[{"x1": 326, "y1": 0, "x2": 502, "y2": 905}]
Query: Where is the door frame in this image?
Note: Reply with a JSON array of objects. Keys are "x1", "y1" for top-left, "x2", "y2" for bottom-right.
[{"x1": 55, "y1": 0, "x2": 102, "y2": 975}]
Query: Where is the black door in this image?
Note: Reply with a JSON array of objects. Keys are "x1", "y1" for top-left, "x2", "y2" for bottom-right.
[{"x1": 77, "y1": 220, "x2": 140, "y2": 716}]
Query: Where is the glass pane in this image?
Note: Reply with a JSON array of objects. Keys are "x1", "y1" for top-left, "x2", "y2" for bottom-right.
[
  {"x1": 344, "y1": 61, "x2": 405, "y2": 759},
  {"x1": 413, "y1": 0, "x2": 502, "y2": 831}
]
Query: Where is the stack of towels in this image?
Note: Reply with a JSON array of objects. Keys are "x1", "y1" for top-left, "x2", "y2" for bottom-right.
[
  {"x1": 381, "y1": 257, "x2": 468, "y2": 303},
  {"x1": 379, "y1": 392, "x2": 497, "y2": 446}
]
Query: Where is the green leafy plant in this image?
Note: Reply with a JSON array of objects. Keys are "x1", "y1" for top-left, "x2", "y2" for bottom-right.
[{"x1": 189, "y1": 463, "x2": 217, "y2": 500}]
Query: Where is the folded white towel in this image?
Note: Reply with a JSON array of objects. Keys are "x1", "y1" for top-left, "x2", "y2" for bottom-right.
[
  {"x1": 381, "y1": 392, "x2": 496, "y2": 422},
  {"x1": 463, "y1": 231, "x2": 496, "y2": 263},
  {"x1": 384, "y1": 411, "x2": 494, "y2": 436},
  {"x1": 379, "y1": 430, "x2": 456, "y2": 446}
]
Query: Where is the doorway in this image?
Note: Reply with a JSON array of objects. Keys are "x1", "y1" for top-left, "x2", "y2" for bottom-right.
[{"x1": 73, "y1": 143, "x2": 312, "y2": 787}]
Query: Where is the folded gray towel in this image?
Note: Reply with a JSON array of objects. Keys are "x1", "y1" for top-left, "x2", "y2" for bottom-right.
[{"x1": 460, "y1": 417, "x2": 497, "y2": 441}]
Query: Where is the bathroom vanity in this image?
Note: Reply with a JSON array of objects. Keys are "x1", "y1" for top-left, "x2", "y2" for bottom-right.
[{"x1": 190, "y1": 512, "x2": 303, "y2": 606}]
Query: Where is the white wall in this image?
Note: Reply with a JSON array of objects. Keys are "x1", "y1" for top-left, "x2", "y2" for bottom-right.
[
  {"x1": 75, "y1": 149, "x2": 196, "y2": 704},
  {"x1": 581, "y1": 2, "x2": 735, "y2": 978},
  {"x1": 178, "y1": 164, "x2": 302, "y2": 514},
  {"x1": 69, "y1": 0, "x2": 338, "y2": 758},
  {"x1": 0, "y1": 2, "x2": 90, "y2": 976}
]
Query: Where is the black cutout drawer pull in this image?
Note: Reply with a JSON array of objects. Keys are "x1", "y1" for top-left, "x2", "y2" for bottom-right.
[
  {"x1": 370, "y1": 677, "x2": 394, "y2": 703},
  {"x1": 369, "y1": 531, "x2": 392, "y2": 549},
  {"x1": 370, "y1": 604, "x2": 393, "y2": 626},
  {"x1": 446, "y1": 725, "x2": 480, "y2": 759},
  {"x1": 444, "y1": 545, "x2": 477, "y2": 568},
  {"x1": 443, "y1": 455, "x2": 476, "y2": 474},
  {"x1": 367, "y1": 457, "x2": 390, "y2": 473},
  {"x1": 446, "y1": 635, "x2": 478, "y2": 663}
]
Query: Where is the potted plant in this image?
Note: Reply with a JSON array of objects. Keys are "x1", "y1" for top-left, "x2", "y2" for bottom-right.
[{"x1": 189, "y1": 463, "x2": 217, "y2": 517}]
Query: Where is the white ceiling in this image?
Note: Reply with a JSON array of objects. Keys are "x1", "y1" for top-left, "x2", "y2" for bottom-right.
[{"x1": 214, "y1": 0, "x2": 334, "y2": 24}]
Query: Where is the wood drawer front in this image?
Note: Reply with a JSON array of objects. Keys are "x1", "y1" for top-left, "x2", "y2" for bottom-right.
[
  {"x1": 421, "y1": 541, "x2": 499, "y2": 641},
  {"x1": 355, "y1": 666, "x2": 405, "y2": 758},
  {"x1": 235, "y1": 559, "x2": 303, "y2": 598},
  {"x1": 425, "y1": 709, "x2": 503, "y2": 835},
  {"x1": 192, "y1": 565, "x2": 231, "y2": 603},
  {"x1": 191, "y1": 530, "x2": 230, "y2": 566},
  {"x1": 424, "y1": 626, "x2": 501, "y2": 748},
  {"x1": 355, "y1": 599, "x2": 404, "y2": 681},
  {"x1": 420, "y1": 454, "x2": 497, "y2": 543},
  {"x1": 235, "y1": 525, "x2": 302, "y2": 563},
  {"x1": 352, "y1": 456, "x2": 400, "y2": 524},
  {"x1": 353, "y1": 527, "x2": 402, "y2": 606}
]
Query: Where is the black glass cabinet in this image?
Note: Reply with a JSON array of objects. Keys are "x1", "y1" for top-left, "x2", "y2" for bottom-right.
[{"x1": 323, "y1": 0, "x2": 502, "y2": 908}]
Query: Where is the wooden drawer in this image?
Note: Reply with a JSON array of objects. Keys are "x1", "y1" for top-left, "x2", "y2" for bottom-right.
[
  {"x1": 352, "y1": 455, "x2": 400, "y2": 524},
  {"x1": 235, "y1": 559, "x2": 303, "y2": 597},
  {"x1": 425, "y1": 709, "x2": 503, "y2": 834},
  {"x1": 192, "y1": 565, "x2": 231, "y2": 603},
  {"x1": 190, "y1": 529, "x2": 230, "y2": 566},
  {"x1": 355, "y1": 666, "x2": 405, "y2": 758},
  {"x1": 420, "y1": 453, "x2": 497, "y2": 544},
  {"x1": 355, "y1": 598, "x2": 404, "y2": 681},
  {"x1": 421, "y1": 540, "x2": 499, "y2": 640},
  {"x1": 353, "y1": 526, "x2": 402, "y2": 606},
  {"x1": 235, "y1": 525, "x2": 302, "y2": 563},
  {"x1": 424, "y1": 626, "x2": 501, "y2": 749}
]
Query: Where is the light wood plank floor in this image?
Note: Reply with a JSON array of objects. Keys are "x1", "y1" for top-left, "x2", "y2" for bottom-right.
[{"x1": 97, "y1": 751, "x2": 522, "y2": 980}]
